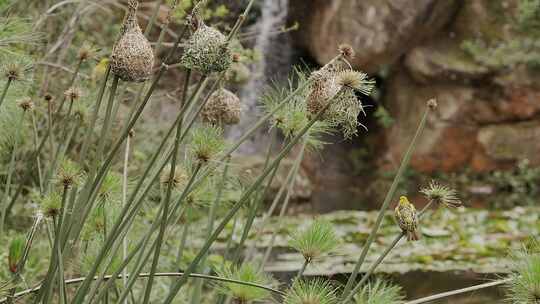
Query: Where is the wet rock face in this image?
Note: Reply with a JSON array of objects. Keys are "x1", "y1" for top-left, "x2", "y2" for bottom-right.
[
  {"x1": 288, "y1": 0, "x2": 460, "y2": 73},
  {"x1": 290, "y1": 0, "x2": 540, "y2": 175},
  {"x1": 384, "y1": 0, "x2": 540, "y2": 172}
]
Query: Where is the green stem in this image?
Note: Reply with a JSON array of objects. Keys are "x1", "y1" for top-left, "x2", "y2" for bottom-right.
[
  {"x1": 54, "y1": 59, "x2": 83, "y2": 118},
  {"x1": 75, "y1": 64, "x2": 308, "y2": 304},
  {"x1": 226, "y1": 0, "x2": 256, "y2": 41},
  {"x1": 0, "y1": 271, "x2": 286, "y2": 304},
  {"x1": 4, "y1": 185, "x2": 22, "y2": 223},
  {"x1": 144, "y1": 0, "x2": 164, "y2": 37},
  {"x1": 44, "y1": 117, "x2": 80, "y2": 192},
  {"x1": 174, "y1": 215, "x2": 190, "y2": 267},
  {"x1": 0, "y1": 78, "x2": 12, "y2": 110},
  {"x1": 5, "y1": 213, "x2": 43, "y2": 304},
  {"x1": 343, "y1": 201, "x2": 435, "y2": 303},
  {"x1": 404, "y1": 278, "x2": 512, "y2": 304},
  {"x1": 261, "y1": 140, "x2": 306, "y2": 268},
  {"x1": 31, "y1": 112, "x2": 44, "y2": 193},
  {"x1": 79, "y1": 65, "x2": 111, "y2": 163},
  {"x1": 162, "y1": 89, "x2": 336, "y2": 304},
  {"x1": 44, "y1": 187, "x2": 69, "y2": 304},
  {"x1": 0, "y1": 111, "x2": 25, "y2": 234},
  {"x1": 193, "y1": 158, "x2": 232, "y2": 303},
  {"x1": 340, "y1": 102, "x2": 434, "y2": 300},
  {"x1": 96, "y1": 75, "x2": 120, "y2": 165},
  {"x1": 295, "y1": 258, "x2": 310, "y2": 280},
  {"x1": 231, "y1": 130, "x2": 278, "y2": 265},
  {"x1": 246, "y1": 149, "x2": 292, "y2": 262},
  {"x1": 137, "y1": 69, "x2": 194, "y2": 304},
  {"x1": 75, "y1": 74, "x2": 207, "y2": 281},
  {"x1": 121, "y1": 133, "x2": 131, "y2": 297},
  {"x1": 40, "y1": 64, "x2": 167, "y2": 304},
  {"x1": 86, "y1": 164, "x2": 203, "y2": 304},
  {"x1": 47, "y1": 98, "x2": 54, "y2": 160}
]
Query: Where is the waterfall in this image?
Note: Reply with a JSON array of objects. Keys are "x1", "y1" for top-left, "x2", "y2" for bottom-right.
[{"x1": 229, "y1": 0, "x2": 291, "y2": 154}]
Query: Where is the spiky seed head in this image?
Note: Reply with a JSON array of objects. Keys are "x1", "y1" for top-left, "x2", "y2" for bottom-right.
[
  {"x1": 181, "y1": 23, "x2": 232, "y2": 74},
  {"x1": 160, "y1": 164, "x2": 188, "y2": 189},
  {"x1": 111, "y1": 2, "x2": 154, "y2": 82},
  {"x1": 505, "y1": 241, "x2": 540, "y2": 304},
  {"x1": 305, "y1": 61, "x2": 373, "y2": 139},
  {"x1": 8, "y1": 236, "x2": 25, "y2": 273},
  {"x1": 339, "y1": 44, "x2": 355, "y2": 60},
  {"x1": 78, "y1": 43, "x2": 97, "y2": 61},
  {"x1": 4, "y1": 63, "x2": 23, "y2": 81},
  {"x1": 202, "y1": 89, "x2": 242, "y2": 125},
  {"x1": 337, "y1": 70, "x2": 374, "y2": 95},
  {"x1": 284, "y1": 279, "x2": 339, "y2": 304},
  {"x1": 98, "y1": 172, "x2": 122, "y2": 203},
  {"x1": 17, "y1": 97, "x2": 33, "y2": 112},
  {"x1": 289, "y1": 219, "x2": 339, "y2": 261},
  {"x1": 191, "y1": 125, "x2": 226, "y2": 163},
  {"x1": 325, "y1": 87, "x2": 365, "y2": 139},
  {"x1": 44, "y1": 93, "x2": 54, "y2": 103},
  {"x1": 420, "y1": 181, "x2": 461, "y2": 208},
  {"x1": 64, "y1": 87, "x2": 81, "y2": 101},
  {"x1": 57, "y1": 159, "x2": 83, "y2": 188},
  {"x1": 354, "y1": 279, "x2": 405, "y2": 304},
  {"x1": 427, "y1": 98, "x2": 438, "y2": 109},
  {"x1": 40, "y1": 192, "x2": 62, "y2": 218},
  {"x1": 86, "y1": 204, "x2": 106, "y2": 234},
  {"x1": 216, "y1": 263, "x2": 274, "y2": 302}
]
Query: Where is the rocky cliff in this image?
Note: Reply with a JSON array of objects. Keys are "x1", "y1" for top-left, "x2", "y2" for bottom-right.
[{"x1": 285, "y1": 0, "x2": 540, "y2": 208}]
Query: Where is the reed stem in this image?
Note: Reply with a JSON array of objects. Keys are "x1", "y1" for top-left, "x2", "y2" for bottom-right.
[
  {"x1": 0, "y1": 79, "x2": 12, "y2": 111},
  {"x1": 162, "y1": 89, "x2": 337, "y2": 304},
  {"x1": 141, "y1": 68, "x2": 196, "y2": 303},
  {"x1": 341, "y1": 101, "x2": 434, "y2": 300},
  {"x1": 0, "y1": 111, "x2": 26, "y2": 234}
]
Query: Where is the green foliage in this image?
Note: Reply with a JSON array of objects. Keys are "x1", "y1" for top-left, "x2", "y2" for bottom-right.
[
  {"x1": 98, "y1": 172, "x2": 122, "y2": 204},
  {"x1": 166, "y1": 0, "x2": 231, "y2": 23},
  {"x1": 190, "y1": 124, "x2": 227, "y2": 163},
  {"x1": 374, "y1": 105, "x2": 394, "y2": 129},
  {"x1": 518, "y1": 0, "x2": 540, "y2": 29},
  {"x1": 505, "y1": 239, "x2": 540, "y2": 303},
  {"x1": 0, "y1": 99, "x2": 25, "y2": 160},
  {"x1": 8, "y1": 235, "x2": 24, "y2": 273},
  {"x1": 288, "y1": 219, "x2": 339, "y2": 261},
  {"x1": 284, "y1": 279, "x2": 339, "y2": 304},
  {"x1": 216, "y1": 262, "x2": 274, "y2": 302},
  {"x1": 261, "y1": 69, "x2": 335, "y2": 152},
  {"x1": 39, "y1": 191, "x2": 62, "y2": 218},
  {"x1": 0, "y1": 16, "x2": 40, "y2": 55},
  {"x1": 462, "y1": 0, "x2": 540, "y2": 69},
  {"x1": 489, "y1": 159, "x2": 540, "y2": 206},
  {"x1": 56, "y1": 158, "x2": 84, "y2": 188},
  {"x1": 354, "y1": 279, "x2": 405, "y2": 304}
]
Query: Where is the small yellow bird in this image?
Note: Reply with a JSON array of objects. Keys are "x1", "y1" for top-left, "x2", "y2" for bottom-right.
[{"x1": 394, "y1": 196, "x2": 420, "y2": 241}]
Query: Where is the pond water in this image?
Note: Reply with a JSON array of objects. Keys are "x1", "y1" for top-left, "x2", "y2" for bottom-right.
[
  {"x1": 392, "y1": 271, "x2": 504, "y2": 303},
  {"x1": 271, "y1": 271, "x2": 505, "y2": 303}
]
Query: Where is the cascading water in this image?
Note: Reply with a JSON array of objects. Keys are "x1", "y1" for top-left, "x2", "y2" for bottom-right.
[{"x1": 229, "y1": 0, "x2": 291, "y2": 154}]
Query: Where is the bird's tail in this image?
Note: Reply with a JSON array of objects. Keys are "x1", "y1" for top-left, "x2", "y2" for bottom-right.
[{"x1": 407, "y1": 230, "x2": 420, "y2": 241}]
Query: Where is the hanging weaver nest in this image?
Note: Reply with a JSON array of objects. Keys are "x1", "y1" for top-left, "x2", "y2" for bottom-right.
[
  {"x1": 202, "y1": 88, "x2": 241, "y2": 125},
  {"x1": 110, "y1": 0, "x2": 154, "y2": 82}
]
